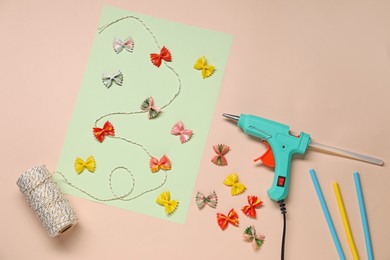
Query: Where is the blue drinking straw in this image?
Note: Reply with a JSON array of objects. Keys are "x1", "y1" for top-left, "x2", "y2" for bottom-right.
[
  {"x1": 309, "y1": 169, "x2": 346, "y2": 260},
  {"x1": 354, "y1": 172, "x2": 374, "y2": 260}
]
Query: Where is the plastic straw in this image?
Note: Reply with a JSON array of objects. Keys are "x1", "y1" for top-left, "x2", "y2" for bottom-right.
[
  {"x1": 333, "y1": 182, "x2": 359, "y2": 259},
  {"x1": 354, "y1": 172, "x2": 374, "y2": 260}
]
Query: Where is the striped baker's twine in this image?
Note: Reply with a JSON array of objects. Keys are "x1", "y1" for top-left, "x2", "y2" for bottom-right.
[{"x1": 17, "y1": 165, "x2": 78, "y2": 237}]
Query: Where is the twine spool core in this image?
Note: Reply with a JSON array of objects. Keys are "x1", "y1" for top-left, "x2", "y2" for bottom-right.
[{"x1": 59, "y1": 224, "x2": 73, "y2": 233}]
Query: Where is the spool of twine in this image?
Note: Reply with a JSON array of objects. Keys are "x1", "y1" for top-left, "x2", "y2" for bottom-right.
[{"x1": 16, "y1": 165, "x2": 78, "y2": 237}]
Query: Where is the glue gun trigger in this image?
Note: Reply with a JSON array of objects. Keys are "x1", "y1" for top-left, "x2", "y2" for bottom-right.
[{"x1": 254, "y1": 141, "x2": 275, "y2": 168}]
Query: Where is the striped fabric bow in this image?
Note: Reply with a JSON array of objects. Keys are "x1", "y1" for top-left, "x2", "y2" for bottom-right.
[
  {"x1": 211, "y1": 144, "x2": 230, "y2": 166},
  {"x1": 140, "y1": 96, "x2": 161, "y2": 119},
  {"x1": 150, "y1": 46, "x2": 172, "y2": 67},
  {"x1": 113, "y1": 37, "x2": 134, "y2": 54},
  {"x1": 93, "y1": 121, "x2": 115, "y2": 142},
  {"x1": 195, "y1": 191, "x2": 218, "y2": 209},
  {"x1": 243, "y1": 226, "x2": 265, "y2": 250},
  {"x1": 217, "y1": 208, "x2": 239, "y2": 230},
  {"x1": 102, "y1": 70, "x2": 123, "y2": 88}
]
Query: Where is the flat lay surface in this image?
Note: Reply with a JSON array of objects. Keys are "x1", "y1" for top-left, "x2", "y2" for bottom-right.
[
  {"x1": 1, "y1": 1, "x2": 389, "y2": 259},
  {"x1": 54, "y1": 6, "x2": 232, "y2": 224}
]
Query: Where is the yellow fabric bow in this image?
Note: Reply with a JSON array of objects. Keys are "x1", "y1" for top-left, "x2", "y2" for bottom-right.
[
  {"x1": 193, "y1": 56, "x2": 215, "y2": 79},
  {"x1": 156, "y1": 191, "x2": 179, "y2": 215},
  {"x1": 223, "y1": 173, "x2": 246, "y2": 196},
  {"x1": 74, "y1": 156, "x2": 96, "y2": 174}
]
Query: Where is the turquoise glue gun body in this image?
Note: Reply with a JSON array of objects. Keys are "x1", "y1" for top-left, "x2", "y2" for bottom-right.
[{"x1": 223, "y1": 113, "x2": 311, "y2": 202}]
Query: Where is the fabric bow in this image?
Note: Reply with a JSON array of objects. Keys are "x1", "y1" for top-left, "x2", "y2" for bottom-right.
[
  {"x1": 193, "y1": 56, "x2": 215, "y2": 79},
  {"x1": 102, "y1": 70, "x2": 123, "y2": 88},
  {"x1": 243, "y1": 226, "x2": 265, "y2": 250},
  {"x1": 171, "y1": 121, "x2": 193, "y2": 144},
  {"x1": 223, "y1": 173, "x2": 246, "y2": 196},
  {"x1": 217, "y1": 208, "x2": 239, "y2": 230},
  {"x1": 156, "y1": 191, "x2": 179, "y2": 215},
  {"x1": 195, "y1": 191, "x2": 218, "y2": 209},
  {"x1": 113, "y1": 37, "x2": 134, "y2": 54},
  {"x1": 211, "y1": 144, "x2": 230, "y2": 166},
  {"x1": 140, "y1": 96, "x2": 161, "y2": 119},
  {"x1": 93, "y1": 121, "x2": 115, "y2": 142},
  {"x1": 150, "y1": 46, "x2": 172, "y2": 67},
  {"x1": 149, "y1": 155, "x2": 171, "y2": 173},
  {"x1": 241, "y1": 195, "x2": 263, "y2": 218},
  {"x1": 74, "y1": 156, "x2": 96, "y2": 174}
]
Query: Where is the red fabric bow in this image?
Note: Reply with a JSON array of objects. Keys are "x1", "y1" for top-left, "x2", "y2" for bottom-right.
[
  {"x1": 217, "y1": 208, "x2": 239, "y2": 230},
  {"x1": 93, "y1": 121, "x2": 115, "y2": 142},
  {"x1": 241, "y1": 196, "x2": 263, "y2": 218},
  {"x1": 150, "y1": 46, "x2": 172, "y2": 67}
]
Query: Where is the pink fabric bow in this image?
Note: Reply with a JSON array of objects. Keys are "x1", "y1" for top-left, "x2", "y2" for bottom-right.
[{"x1": 171, "y1": 121, "x2": 193, "y2": 144}]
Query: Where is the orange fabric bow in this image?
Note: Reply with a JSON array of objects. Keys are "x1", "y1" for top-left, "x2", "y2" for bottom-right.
[
  {"x1": 93, "y1": 121, "x2": 115, "y2": 142},
  {"x1": 149, "y1": 155, "x2": 171, "y2": 173},
  {"x1": 241, "y1": 196, "x2": 263, "y2": 218},
  {"x1": 217, "y1": 208, "x2": 239, "y2": 230},
  {"x1": 150, "y1": 46, "x2": 172, "y2": 67}
]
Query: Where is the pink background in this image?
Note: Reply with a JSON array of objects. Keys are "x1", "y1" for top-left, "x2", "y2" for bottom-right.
[{"x1": 1, "y1": 1, "x2": 389, "y2": 259}]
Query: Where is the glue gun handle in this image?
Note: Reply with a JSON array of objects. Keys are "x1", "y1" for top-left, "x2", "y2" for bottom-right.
[{"x1": 267, "y1": 149, "x2": 293, "y2": 202}]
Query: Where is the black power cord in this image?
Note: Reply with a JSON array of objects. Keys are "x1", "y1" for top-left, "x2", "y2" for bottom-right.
[{"x1": 278, "y1": 200, "x2": 287, "y2": 260}]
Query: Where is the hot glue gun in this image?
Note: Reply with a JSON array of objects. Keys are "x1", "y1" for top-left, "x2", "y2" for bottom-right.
[
  {"x1": 223, "y1": 113, "x2": 383, "y2": 260},
  {"x1": 223, "y1": 113, "x2": 384, "y2": 202}
]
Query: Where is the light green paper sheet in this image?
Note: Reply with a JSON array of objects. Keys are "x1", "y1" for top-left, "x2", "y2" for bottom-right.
[{"x1": 55, "y1": 6, "x2": 232, "y2": 224}]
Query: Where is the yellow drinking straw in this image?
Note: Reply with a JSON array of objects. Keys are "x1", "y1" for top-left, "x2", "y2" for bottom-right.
[{"x1": 333, "y1": 182, "x2": 360, "y2": 260}]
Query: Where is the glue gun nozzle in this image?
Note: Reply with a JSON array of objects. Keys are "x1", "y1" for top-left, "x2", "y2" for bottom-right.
[{"x1": 222, "y1": 113, "x2": 240, "y2": 122}]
